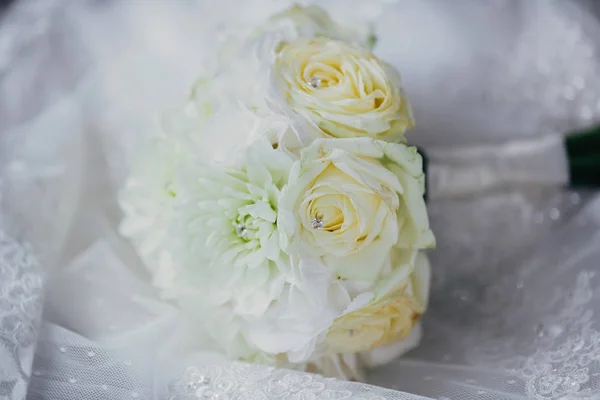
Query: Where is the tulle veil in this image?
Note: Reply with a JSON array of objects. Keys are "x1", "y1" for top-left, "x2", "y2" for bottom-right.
[{"x1": 2, "y1": 0, "x2": 600, "y2": 399}]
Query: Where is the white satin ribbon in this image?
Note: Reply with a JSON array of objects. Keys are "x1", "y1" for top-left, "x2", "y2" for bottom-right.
[{"x1": 426, "y1": 134, "x2": 569, "y2": 199}]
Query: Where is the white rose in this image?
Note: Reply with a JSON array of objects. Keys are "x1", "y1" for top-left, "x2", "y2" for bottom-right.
[
  {"x1": 326, "y1": 252, "x2": 431, "y2": 354},
  {"x1": 274, "y1": 38, "x2": 414, "y2": 142},
  {"x1": 278, "y1": 138, "x2": 434, "y2": 282}
]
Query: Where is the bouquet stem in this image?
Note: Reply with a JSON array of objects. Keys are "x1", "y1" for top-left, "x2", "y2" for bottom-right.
[{"x1": 566, "y1": 126, "x2": 600, "y2": 187}]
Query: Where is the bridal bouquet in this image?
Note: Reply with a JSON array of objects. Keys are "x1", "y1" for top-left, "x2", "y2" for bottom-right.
[{"x1": 119, "y1": 5, "x2": 435, "y2": 379}]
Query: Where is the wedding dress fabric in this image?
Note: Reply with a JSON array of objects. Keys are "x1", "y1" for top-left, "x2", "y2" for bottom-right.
[{"x1": 2, "y1": 0, "x2": 600, "y2": 399}]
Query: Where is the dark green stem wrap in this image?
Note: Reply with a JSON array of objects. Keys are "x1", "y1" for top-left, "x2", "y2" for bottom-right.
[
  {"x1": 418, "y1": 147, "x2": 428, "y2": 202},
  {"x1": 566, "y1": 126, "x2": 600, "y2": 187}
]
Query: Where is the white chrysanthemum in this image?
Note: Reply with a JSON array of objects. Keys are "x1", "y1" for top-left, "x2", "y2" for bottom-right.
[
  {"x1": 170, "y1": 136, "x2": 294, "y2": 317},
  {"x1": 263, "y1": 4, "x2": 373, "y2": 50},
  {"x1": 119, "y1": 133, "x2": 194, "y2": 289}
]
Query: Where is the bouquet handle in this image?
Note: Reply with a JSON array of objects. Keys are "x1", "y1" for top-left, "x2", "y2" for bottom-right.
[{"x1": 566, "y1": 126, "x2": 600, "y2": 188}]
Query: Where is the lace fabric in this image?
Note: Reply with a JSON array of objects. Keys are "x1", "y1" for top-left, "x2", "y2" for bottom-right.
[
  {"x1": 0, "y1": 228, "x2": 42, "y2": 400},
  {"x1": 168, "y1": 363, "x2": 430, "y2": 400},
  {"x1": 370, "y1": 195, "x2": 600, "y2": 400},
  {"x1": 2, "y1": 1, "x2": 600, "y2": 399}
]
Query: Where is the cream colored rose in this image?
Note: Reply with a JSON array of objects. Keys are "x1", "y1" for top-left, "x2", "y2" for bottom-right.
[
  {"x1": 326, "y1": 252, "x2": 430, "y2": 353},
  {"x1": 274, "y1": 38, "x2": 414, "y2": 141},
  {"x1": 278, "y1": 138, "x2": 435, "y2": 282}
]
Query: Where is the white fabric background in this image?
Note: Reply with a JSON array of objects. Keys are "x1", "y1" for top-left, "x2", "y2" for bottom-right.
[{"x1": 1, "y1": 0, "x2": 600, "y2": 399}]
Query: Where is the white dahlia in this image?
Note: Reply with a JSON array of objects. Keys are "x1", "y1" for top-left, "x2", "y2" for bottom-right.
[{"x1": 170, "y1": 135, "x2": 294, "y2": 317}]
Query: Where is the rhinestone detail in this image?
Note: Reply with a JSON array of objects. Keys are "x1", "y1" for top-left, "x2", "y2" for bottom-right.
[
  {"x1": 311, "y1": 218, "x2": 324, "y2": 230},
  {"x1": 308, "y1": 76, "x2": 322, "y2": 89},
  {"x1": 235, "y1": 224, "x2": 247, "y2": 238}
]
